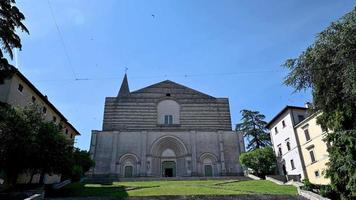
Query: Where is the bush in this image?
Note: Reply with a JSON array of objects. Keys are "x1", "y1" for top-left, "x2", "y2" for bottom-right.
[
  {"x1": 320, "y1": 185, "x2": 340, "y2": 200},
  {"x1": 301, "y1": 179, "x2": 314, "y2": 191},
  {"x1": 239, "y1": 146, "x2": 276, "y2": 178},
  {"x1": 71, "y1": 165, "x2": 83, "y2": 182}
]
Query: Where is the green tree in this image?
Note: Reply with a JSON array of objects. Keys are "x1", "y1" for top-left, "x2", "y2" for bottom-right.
[
  {"x1": 0, "y1": 0, "x2": 29, "y2": 82},
  {"x1": 0, "y1": 104, "x2": 74, "y2": 186},
  {"x1": 63, "y1": 148, "x2": 95, "y2": 182},
  {"x1": 236, "y1": 109, "x2": 271, "y2": 151},
  {"x1": 31, "y1": 122, "x2": 73, "y2": 184},
  {"x1": 283, "y1": 8, "x2": 356, "y2": 200},
  {"x1": 239, "y1": 147, "x2": 277, "y2": 178},
  {"x1": 0, "y1": 103, "x2": 41, "y2": 187}
]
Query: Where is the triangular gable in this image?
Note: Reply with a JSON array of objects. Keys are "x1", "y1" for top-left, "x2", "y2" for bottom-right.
[{"x1": 131, "y1": 80, "x2": 215, "y2": 99}]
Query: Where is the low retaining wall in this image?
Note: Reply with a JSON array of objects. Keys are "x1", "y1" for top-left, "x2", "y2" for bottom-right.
[
  {"x1": 47, "y1": 194, "x2": 307, "y2": 200},
  {"x1": 297, "y1": 188, "x2": 330, "y2": 200}
]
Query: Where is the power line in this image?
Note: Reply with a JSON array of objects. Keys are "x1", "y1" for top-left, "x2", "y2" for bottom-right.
[
  {"x1": 47, "y1": 0, "x2": 78, "y2": 79},
  {"x1": 31, "y1": 69, "x2": 285, "y2": 82}
]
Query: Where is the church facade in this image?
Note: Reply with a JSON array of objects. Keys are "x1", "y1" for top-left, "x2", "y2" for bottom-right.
[{"x1": 89, "y1": 75, "x2": 245, "y2": 177}]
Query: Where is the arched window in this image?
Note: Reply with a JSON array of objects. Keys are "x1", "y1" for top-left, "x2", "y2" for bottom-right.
[{"x1": 157, "y1": 100, "x2": 180, "y2": 125}]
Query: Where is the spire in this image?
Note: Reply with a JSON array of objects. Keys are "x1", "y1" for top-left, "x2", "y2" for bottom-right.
[{"x1": 118, "y1": 73, "x2": 130, "y2": 97}]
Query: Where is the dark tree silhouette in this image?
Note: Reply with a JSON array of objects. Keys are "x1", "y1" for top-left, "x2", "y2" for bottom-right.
[
  {"x1": 0, "y1": 0, "x2": 29, "y2": 82},
  {"x1": 236, "y1": 109, "x2": 271, "y2": 151}
]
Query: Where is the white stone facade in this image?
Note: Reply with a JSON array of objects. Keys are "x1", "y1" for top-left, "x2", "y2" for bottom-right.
[
  {"x1": 89, "y1": 75, "x2": 244, "y2": 177},
  {"x1": 267, "y1": 106, "x2": 308, "y2": 179}
]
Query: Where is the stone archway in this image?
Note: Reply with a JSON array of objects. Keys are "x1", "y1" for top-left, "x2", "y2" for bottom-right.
[
  {"x1": 118, "y1": 153, "x2": 140, "y2": 177},
  {"x1": 199, "y1": 153, "x2": 218, "y2": 176},
  {"x1": 149, "y1": 135, "x2": 188, "y2": 177}
]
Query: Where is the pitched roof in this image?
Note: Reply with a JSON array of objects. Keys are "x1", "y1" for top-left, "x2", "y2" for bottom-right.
[
  {"x1": 266, "y1": 105, "x2": 307, "y2": 129},
  {"x1": 131, "y1": 79, "x2": 215, "y2": 99},
  {"x1": 117, "y1": 73, "x2": 130, "y2": 97},
  {"x1": 9, "y1": 68, "x2": 80, "y2": 135}
]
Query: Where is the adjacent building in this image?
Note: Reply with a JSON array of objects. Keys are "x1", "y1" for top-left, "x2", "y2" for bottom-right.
[
  {"x1": 295, "y1": 111, "x2": 330, "y2": 185},
  {"x1": 266, "y1": 106, "x2": 308, "y2": 180},
  {"x1": 89, "y1": 74, "x2": 245, "y2": 178},
  {"x1": 0, "y1": 68, "x2": 80, "y2": 183},
  {"x1": 268, "y1": 105, "x2": 331, "y2": 185}
]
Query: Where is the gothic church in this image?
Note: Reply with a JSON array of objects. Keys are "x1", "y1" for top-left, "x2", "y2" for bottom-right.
[{"x1": 89, "y1": 75, "x2": 244, "y2": 177}]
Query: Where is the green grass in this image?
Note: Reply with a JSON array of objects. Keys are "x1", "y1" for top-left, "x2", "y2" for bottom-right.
[{"x1": 47, "y1": 180, "x2": 297, "y2": 197}]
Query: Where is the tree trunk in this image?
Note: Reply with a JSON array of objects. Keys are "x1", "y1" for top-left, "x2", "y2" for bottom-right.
[
  {"x1": 39, "y1": 171, "x2": 45, "y2": 185},
  {"x1": 28, "y1": 170, "x2": 36, "y2": 184}
]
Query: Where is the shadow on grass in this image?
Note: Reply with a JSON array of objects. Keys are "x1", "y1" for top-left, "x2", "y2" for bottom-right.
[{"x1": 45, "y1": 182, "x2": 160, "y2": 198}]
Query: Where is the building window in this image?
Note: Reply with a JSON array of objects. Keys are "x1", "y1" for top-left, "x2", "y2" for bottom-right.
[
  {"x1": 52, "y1": 116, "x2": 57, "y2": 122},
  {"x1": 31, "y1": 96, "x2": 36, "y2": 103},
  {"x1": 304, "y1": 129, "x2": 311, "y2": 141},
  {"x1": 18, "y1": 84, "x2": 24, "y2": 92},
  {"x1": 298, "y1": 115, "x2": 305, "y2": 123},
  {"x1": 164, "y1": 115, "x2": 173, "y2": 125},
  {"x1": 70, "y1": 134, "x2": 74, "y2": 139},
  {"x1": 314, "y1": 170, "x2": 320, "y2": 177},
  {"x1": 166, "y1": 93, "x2": 171, "y2": 96},
  {"x1": 157, "y1": 100, "x2": 180, "y2": 125},
  {"x1": 286, "y1": 141, "x2": 291, "y2": 151},
  {"x1": 42, "y1": 107, "x2": 47, "y2": 114},
  {"x1": 277, "y1": 144, "x2": 282, "y2": 156},
  {"x1": 282, "y1": 120, "x2": 286, "y2": 128},
  {"x1": 290, "y1": 159, "x2": 295, "y2": 170},
  {"x1": 65, "y1": 129, "x2": 68, "y2": 135},
  {"x1": 309, "y1": 149, "x2": 316, "y2": 163},
  {"x1": 274, "y1": 127, "x2": 278, "y2": 134}
]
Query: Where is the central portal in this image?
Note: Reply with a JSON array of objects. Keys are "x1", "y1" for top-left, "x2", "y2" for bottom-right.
[{"x1": 162, "y1": 161, "x2": 176, "y2": 177}]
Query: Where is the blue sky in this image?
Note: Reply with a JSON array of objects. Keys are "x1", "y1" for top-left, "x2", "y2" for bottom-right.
[{"x1": 13, "y1": 0, "x2": 355, "y2": 150}]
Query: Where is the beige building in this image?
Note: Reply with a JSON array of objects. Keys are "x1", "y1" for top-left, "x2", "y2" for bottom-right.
[
  {"x1": 0, "y1": 68, "x2": 80, "y2": 184},
  {"x1": 295, "y1": 111, "x2": 330, "y2": 185}
]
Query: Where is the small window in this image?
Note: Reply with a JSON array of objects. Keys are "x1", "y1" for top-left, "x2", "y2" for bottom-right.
[
  {"x1": 286, "y1": 141, "x2": 291, "y2": 151},
  {"x1": 282, "y1": 120, "x2": 286, "y2": 128},
  {"x1": 52, "y1": 116, "x2": 57, "y2": 122},
  {"x1": 42, "y1": 107, "x2": 47, "y2": 114},
  {"x1": 65, "y1": 129, "x2": 68, "y2": 135},
  {"x1": 314, "y1": 170, "x2": 320, "y2": 177},
  {"x1": 18, "y1": 84, "x2": 24, "y2": 92},
  {"x1": 31, "y1": 96, "x2": 36, "y2": 103},
  {"x1": 164, "y1": 115, "x2": 173, "y2": 125},
  {"x1": 274, "y1": 127, "x2": 278, "y2": 134},
  {"x1": 70, "y1": 134, "x2": 74, "y2": 139},
  {"x1": 304, "y1": 129, "x2": 311, "y2": 141},
  {"x1": 277, "y1": 144, "x2": 282, "y2": 156},
  {"x1": 309, "y1": 149, "x2": 316, "y2": 163},
  {"x1": 166, "y1": 93, "x2": 171, "y2": 96},
  {"x1": 298, "y1": 115, "x2": 305, "y2": 123},
  {"x1": 290, "y1": 159, "x2": 295, "y2": 170}
]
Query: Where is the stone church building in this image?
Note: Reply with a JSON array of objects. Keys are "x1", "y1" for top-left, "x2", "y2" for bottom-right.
[{"x1": 89, "y1": 75, "x2": 244, "y2": 177}]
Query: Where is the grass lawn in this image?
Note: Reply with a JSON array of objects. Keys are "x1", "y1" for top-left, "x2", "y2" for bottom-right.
[{"x1": 47, "y1": 180, "x2": 298, "y2": 197}]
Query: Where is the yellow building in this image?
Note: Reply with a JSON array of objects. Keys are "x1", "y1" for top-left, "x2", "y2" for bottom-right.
[{"x1": 295, "y1": 111, "x2": 330, "y2": 185}]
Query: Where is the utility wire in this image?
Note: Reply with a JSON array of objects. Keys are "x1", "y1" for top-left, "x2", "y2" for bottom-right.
[
  {"x1": 47, "y1": 0, "x2": 78, "y2": 79},
  {"x1": 32, "y1": 69, "x2": 285, "y2": 82}
]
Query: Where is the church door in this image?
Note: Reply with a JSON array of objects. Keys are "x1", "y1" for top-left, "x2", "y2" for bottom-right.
[
  {"x1": 204, "y1": 165, "x2": 213, "y2": 177},
  {"x1": 124, "y1": 166, "x2": 133, "y2": 177},
  {"x1": 162, "y1": 161, "x2": 176, "y2": 177}
]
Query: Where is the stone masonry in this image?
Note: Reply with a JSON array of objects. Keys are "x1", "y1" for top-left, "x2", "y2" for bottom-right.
[{"x1": 89, "y1": 75, "x2": 245, "y2": 177}]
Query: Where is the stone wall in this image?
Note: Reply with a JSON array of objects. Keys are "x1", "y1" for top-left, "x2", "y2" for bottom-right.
[{"x1": 89, "y1": 130, "x2": 243, "y2": 177}]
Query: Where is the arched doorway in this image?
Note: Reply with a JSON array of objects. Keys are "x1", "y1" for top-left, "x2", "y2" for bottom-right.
[
  {"x1": 118, "y1": 153, "x2": 139, "y2": 177},
  {"x1": 150, "y1": 136, "x2": 188, "y2": 177},
  {"x1": 199, "y1": 153, "x2": 218, "y2": 177}
]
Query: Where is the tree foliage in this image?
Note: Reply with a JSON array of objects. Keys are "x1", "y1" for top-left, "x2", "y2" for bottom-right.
[
  {"x1": 0, "y1": 0, "x2": 29, "y2": 82},
  {"x1": 283, "y1": 8, "x2": 356, "y2": 200},
  {"x1": 236, "y1": 109, "x2": 271, "y2": 151},
  {"x1": 62, "y1": 148, "x2": 95, "y2": 182},
  {"x1": 0, "y1": 104, "x2": 87, "y2": 187},
  {"x1": 239, "y1": 146, "x2": 277, "y2": 178}
]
